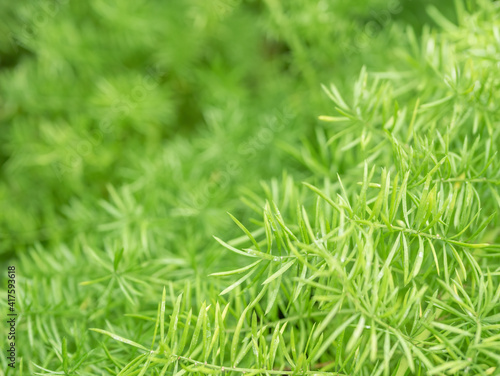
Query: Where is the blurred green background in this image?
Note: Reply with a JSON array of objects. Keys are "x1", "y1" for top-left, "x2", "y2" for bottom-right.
[{"x1": 0, "y1": 0, "x2": 457, "y2": 256}]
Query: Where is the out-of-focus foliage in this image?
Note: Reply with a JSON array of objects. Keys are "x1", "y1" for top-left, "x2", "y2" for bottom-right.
[{"x1": 0, "y1": 0, "x2": 498, "y2": 375}]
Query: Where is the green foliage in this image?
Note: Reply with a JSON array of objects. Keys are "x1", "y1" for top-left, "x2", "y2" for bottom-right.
[{"x1": 0, "y1": 0, "x2": 499, "y2": 375}]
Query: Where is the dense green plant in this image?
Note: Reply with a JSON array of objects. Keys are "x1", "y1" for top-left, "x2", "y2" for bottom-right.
[{"x1": 0, "y1": 0, "x2": 499, "y2": 375}]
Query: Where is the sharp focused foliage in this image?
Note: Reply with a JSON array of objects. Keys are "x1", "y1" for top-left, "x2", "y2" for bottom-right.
[{"x1": 0, "y1": 1, "x2": 499, "y2": 375}]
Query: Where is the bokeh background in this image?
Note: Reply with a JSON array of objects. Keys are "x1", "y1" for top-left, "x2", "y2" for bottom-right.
[{"x1": 0, "y1": 0, "x2": 458, "y2": 256}]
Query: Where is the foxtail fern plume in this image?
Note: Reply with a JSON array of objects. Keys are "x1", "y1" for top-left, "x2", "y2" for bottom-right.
[
  {"x1": 1, "y1": 0, "x2": 499, "y2": 375},
  {"x1": 88, "y1": 3, "x2": 500, "y2": 376}
]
